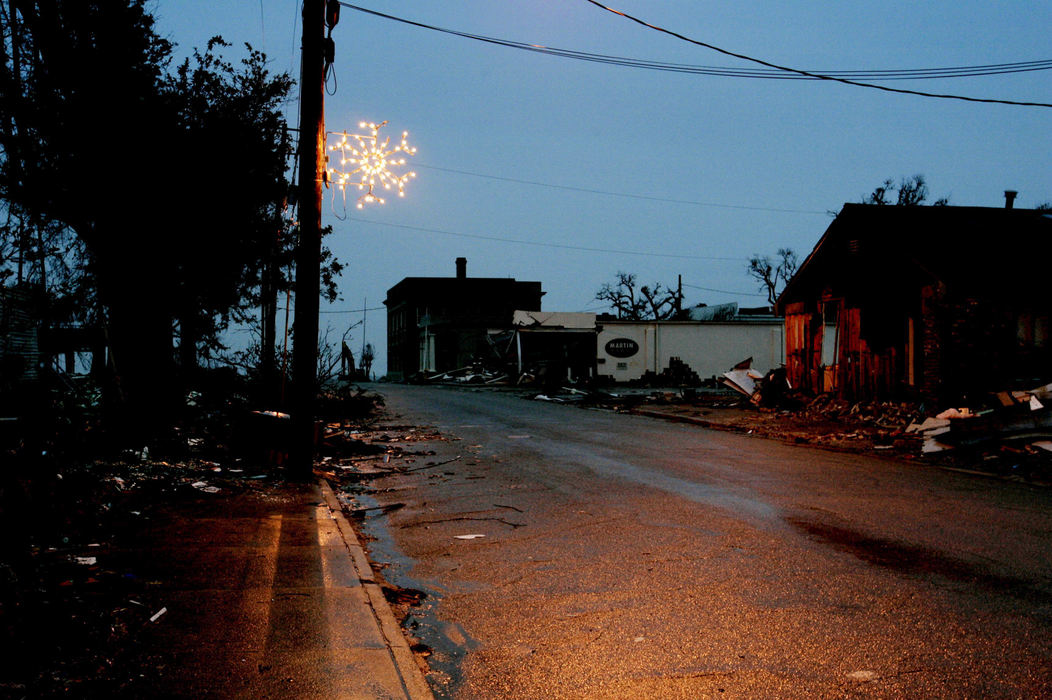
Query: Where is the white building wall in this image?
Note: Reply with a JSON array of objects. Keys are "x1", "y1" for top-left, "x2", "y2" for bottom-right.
[{"x1": 597, "y1": 321, "x2": 784, "y2": 383}]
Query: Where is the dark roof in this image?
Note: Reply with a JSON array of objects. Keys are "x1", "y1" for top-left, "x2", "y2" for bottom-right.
[
  {"x1": 385, "y1": 276, "x2": 543, "y2": 306},
  {"x1": 778, "y1": 203, "x2": 1052, "y2": 309}
]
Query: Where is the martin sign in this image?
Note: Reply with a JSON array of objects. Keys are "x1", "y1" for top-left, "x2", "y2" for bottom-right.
[{"x1": 604, "y1": 338, "x2": 639, "y2": 358}]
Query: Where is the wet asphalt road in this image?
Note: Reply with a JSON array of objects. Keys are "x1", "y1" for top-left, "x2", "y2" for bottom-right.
[{"x1": 356, "y1": 385, "x2": 1052, "y2": 698}]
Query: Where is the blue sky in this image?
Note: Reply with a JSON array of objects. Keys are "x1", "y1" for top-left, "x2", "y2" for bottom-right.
[{"x1": 153, "y1": 1, "x2": 1051, "y2": 374}]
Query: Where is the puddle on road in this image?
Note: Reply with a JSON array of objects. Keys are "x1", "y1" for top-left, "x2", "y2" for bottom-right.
[
  {"x1": 786, "y1": 515, "x2": 1052, "y2": 605},
  {"x1": 353, "y1": 491, "x2": 477, "y2": 699}
]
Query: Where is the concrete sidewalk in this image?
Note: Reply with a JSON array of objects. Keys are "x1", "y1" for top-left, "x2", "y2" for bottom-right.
[{"x1": 107, "y1": 478, "x2": 432, "y2": 699}]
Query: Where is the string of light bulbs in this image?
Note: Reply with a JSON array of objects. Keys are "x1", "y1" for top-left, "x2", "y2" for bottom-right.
[{"x1": 326, "y1": 120, "x2": 417, "y2": 212}]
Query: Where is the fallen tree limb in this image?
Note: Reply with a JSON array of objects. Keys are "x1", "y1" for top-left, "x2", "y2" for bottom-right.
[
  {"x1": 400, "y1": 515, "x2": 525, "y2": 529},
  {"x1": 403, "y1": 455, "x2": 462, "y2": 473}
]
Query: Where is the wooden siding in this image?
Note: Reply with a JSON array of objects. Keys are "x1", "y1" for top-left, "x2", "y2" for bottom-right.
[
  {"x1": 785, "y1": 302, "x2": 908, "y2": 399},
  {"x1": 835, "y1": 306, "x2": 901, "y2": 400}
]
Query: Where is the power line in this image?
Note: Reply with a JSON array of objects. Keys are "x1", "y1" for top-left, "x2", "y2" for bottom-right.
[
  {"x1": 292, "y1": 131, "x2": 826, "y2": 215},
  {"x1": 258, "y1": 0, "x2": 266, "y2": 50},
  {"x1": 682, "y1": 282, "x2": 766, "y2": 297},
  {"x1": 343, "y1": 216, "x2": 750, "y2": 262},
  {"x1": 338, "y1": 3, "x2": 1052, "y2": 83},
  {"x1": 582, "y1": 0, "x2": 1052, "y2": 108},
  {"x1": 320, "y1": 305, "x2": 385, "y2": 314},
  {"x1": 414, "y1": 163, "x2": 828, "y2": 215}
]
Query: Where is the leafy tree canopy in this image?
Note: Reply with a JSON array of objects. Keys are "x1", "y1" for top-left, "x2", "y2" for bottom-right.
[{"x1": 0, "y1": 0, "x2": 317, "y2": 438}]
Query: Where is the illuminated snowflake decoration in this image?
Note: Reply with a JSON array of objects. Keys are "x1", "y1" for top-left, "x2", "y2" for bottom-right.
[{"x1": 327, "y1": 121, "x2": 416, "y2": 209}]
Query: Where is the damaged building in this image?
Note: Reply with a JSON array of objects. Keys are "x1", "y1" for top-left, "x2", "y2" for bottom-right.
[
  {"x1": 777, "y1": 198, "x2": 1052, "y2": 402},
  {"x1": 384, "y1": 258, "x2": 543, "y2": 381},
  {"x1": 596, "y1": 304, "x2": 785, "y2": 385},
  {"x1": 496, "y1": 311, "x2": 598, "y2": 383}
]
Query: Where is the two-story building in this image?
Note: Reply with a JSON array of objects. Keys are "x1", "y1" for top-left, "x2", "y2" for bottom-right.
[{"x1": 384, "y1": 258, "x2": 544, "y2": 380}]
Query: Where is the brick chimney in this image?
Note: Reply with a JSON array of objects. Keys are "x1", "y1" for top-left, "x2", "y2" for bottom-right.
[
  {"x1": 1004, "y1": 190, "x2": 1018, "y2": 209},
  {"x1": 455, "y1": 257, "x2": 467, "y2": 279}
]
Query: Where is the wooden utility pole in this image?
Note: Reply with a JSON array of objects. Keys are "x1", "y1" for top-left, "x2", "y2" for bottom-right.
[{"x1": 290, "y1": 0, "x2": 326, "y2": 476}]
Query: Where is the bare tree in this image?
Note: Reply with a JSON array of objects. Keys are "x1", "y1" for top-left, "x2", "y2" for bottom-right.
[
  {"x1": 316, "y1": 325, "x2": 343, "y2": 386},
  {"x1": 595, "y1": 271, "x2": 683, "y2": 320},
  {"x1": 863, "y1": 175, "x2": 948, "y2": 207},
  {"x1": 746, "y1": 248, "x2": 798, "y2": 306}
]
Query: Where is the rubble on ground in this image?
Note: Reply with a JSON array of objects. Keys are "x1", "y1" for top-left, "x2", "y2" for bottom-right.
[
  {"x1": 719, "y1": 357, "x2": 795, "y2": 409},
  {"x1": 0, "y1": 373, "x2": 387, "y2": 695},
  {"x1": 0, "y1": 453, "x2": 289, "y2": 695},
  {"x1": 513, "y1": 357, "x2": 1052, "y2": 482},
  {"x1": 410, "y1": 365, "x2": 508, "y2": 385},
  {"x1": 899, "y1": 382, "x2": 1052, "y2": 480}
]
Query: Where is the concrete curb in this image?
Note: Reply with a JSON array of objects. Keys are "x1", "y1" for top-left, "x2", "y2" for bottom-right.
[
  {"x1": 631, "y1": 408, "x2": 734, "y2": 430},
  {"x1": 631, "y1": 407, "x2": 1051, "y2": 486},
  {"x1": 318, "y1": 480, "x2": 435, "y2": 700}
]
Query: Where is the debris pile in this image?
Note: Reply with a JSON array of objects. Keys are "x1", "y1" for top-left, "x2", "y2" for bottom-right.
[
  {"x1": 905, "y1": 383, "x2": 1052, "y2": 472},
  {"x1": 796, "y1": 394, "x2": 920, "y2": 430},
  {"x1": 636, "y1": 356, "x2": 703, "y2": 387},
  {"x1": 720, "y1": 358, "x2": 794, "y2": 408},
  {"x1": 316, "y1": 382, "x2": 386, "y2": 419},
  {"x1": 411, "y1": 364, "x2": 508, "y2": 385}
]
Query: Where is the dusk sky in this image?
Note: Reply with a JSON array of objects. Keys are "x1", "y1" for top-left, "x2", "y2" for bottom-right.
[{"x1": 154, "y1": 0, "x2": 1051, "y2": 375}]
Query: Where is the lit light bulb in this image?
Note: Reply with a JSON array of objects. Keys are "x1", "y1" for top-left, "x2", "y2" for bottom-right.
[{"x1": 326, "y1": 120, "x2": 417, "y2": 209}]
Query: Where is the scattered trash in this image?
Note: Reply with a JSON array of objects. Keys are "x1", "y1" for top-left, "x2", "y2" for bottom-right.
[
  {"x1": 847, "y1": 670, "x2": 879, "y2": 682},
  {"x1": 253, "y1": 410, "x2": 290, "y2": 420},
  {"x1": 149, "y1": 607, "x2": 167, "y2": 623},
  {"x1": 73, "y1": 556, "x2": 97, "y2": 566},
  {"x1": 453, "y1": 534, "x2": 486, "y2": 540},
  {"x1": 190, "y1": 481, "x2": 220, "y2": 494}
]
